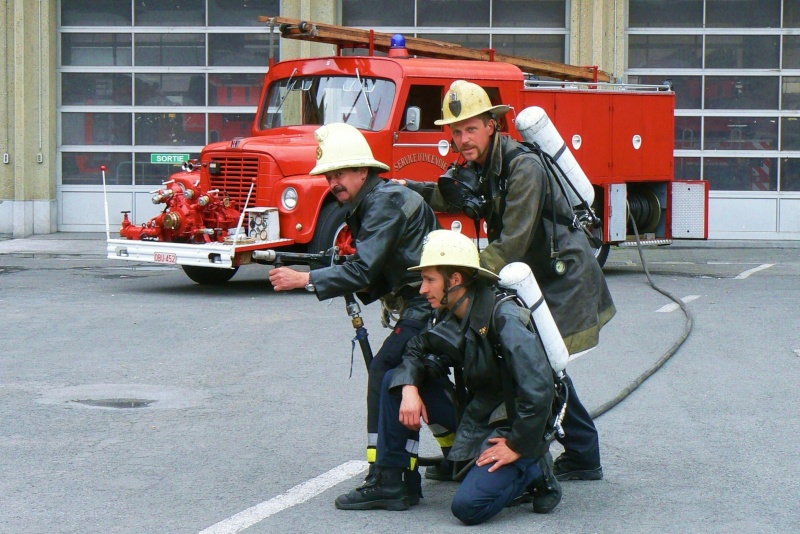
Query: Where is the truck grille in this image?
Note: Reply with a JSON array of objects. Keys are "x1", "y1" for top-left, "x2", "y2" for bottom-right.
[{"x1": 209, "y1": 156, "x2": 259, "y2": 210}]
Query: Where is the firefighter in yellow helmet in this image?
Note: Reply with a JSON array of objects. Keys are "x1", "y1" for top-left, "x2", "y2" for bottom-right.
[
  {"x1": 270, "y1": 123, "x2": 443, "y2": 502},
  {"x1": 403, "y1": 81, "x2": 616, "y2": 482},
  {"x1": 335, "y1": 230, "x2": 561, "y2": 523}
]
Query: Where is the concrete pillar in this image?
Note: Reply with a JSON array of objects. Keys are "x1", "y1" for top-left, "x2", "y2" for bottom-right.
[
  {"x1": 570, "y1": 0, "x2": 626, "y2": 82},
  {"x1": 0, "y1": 0, "x2": 57, "y2": 237},
  {"x1": 279, "y1": 0, "x2": 337, "y2": 60}
]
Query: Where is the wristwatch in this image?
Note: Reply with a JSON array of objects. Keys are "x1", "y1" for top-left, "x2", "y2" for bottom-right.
[{"x1": 304, "y1": 276, "x2": 315, "y2": 293}]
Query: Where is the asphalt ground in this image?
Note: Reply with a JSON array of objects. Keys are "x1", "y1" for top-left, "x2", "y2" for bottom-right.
[{"x1": 1, "y1": 235, "x2": 799, "y2": 533}]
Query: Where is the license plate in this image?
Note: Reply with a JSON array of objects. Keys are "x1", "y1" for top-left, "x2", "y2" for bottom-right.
[{"x1": 154, "y1": 252, "x2": 177, "y2": 264}]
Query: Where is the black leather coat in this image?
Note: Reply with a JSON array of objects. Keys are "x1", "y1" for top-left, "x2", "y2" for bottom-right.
[
  {"x1": 389, "y1": 283, "x2": 554, "y2": 461},
  {"x1": 311, "y1": 172, "x2": 441, "y2": 321}
]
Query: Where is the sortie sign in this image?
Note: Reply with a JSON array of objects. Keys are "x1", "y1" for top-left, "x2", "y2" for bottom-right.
[{"x1": 150, "y1": 153, "x2": 190, "y2": 164}]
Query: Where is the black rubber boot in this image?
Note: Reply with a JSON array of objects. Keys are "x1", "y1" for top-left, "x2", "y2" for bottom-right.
[
  {"x1": 424, "y1": 458, "x2": 454, "y2": 481},
  {"x1": 334, "y1": 467, "x2": 410, "y2": 511},
  {"x1": 553, "y1": 453, "x2": 604, "y2": 481},
  {"x1": 531, "y1": 453, "x2": 562, "y2": 514},
  {"x1": 405, "y1": 468, "x2": 423, "y2": 506}
]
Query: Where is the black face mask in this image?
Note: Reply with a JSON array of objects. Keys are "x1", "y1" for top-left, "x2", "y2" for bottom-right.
[{"x1": 438, "y1": 164, "x2": 488, "y2": 221}]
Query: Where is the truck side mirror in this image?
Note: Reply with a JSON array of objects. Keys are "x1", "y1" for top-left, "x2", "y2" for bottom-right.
[{"x1": 405, "y1": 106, "x2": 421, "y2": 132}]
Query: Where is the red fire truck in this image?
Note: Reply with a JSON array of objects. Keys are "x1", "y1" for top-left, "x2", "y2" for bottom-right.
[{"x1": 106, "y1": 17, "x2": 708, "y2": 284}]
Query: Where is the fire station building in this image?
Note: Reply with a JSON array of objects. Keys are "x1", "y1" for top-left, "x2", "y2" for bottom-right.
[{"x1": 1, "y1": 0, "x2": 799, "y2": 240}]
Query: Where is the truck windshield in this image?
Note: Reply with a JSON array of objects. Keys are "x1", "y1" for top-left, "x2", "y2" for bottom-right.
[{"x1": 260, "y1": 75, "x2": 395, "y2": 132}]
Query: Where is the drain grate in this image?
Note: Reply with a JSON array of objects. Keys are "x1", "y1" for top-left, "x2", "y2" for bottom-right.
[{"x1": 72, "y1": 398, "x2": 156, "y2": 409}]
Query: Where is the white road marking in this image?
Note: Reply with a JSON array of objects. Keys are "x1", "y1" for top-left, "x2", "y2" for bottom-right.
[
  {"x1": 734, "y1": 263, "x2": 775, "y2": 279},
  {"x1": 199, "y1": 460, "x2": 368, "y2": 534},
  {"x1": 793, "y1": 349, "x2": 800, "y2": 357},
  {"x1": 655, "y1": 295, "x2": 700, "y2": 313},
  {"x1": 568, "y1": 347, "x2": 595, "y2": 362}
]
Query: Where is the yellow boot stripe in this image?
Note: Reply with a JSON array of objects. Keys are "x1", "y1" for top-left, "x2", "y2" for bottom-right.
[{"x1": 435, "y1": 433, "x2": 456, "y2": 448}]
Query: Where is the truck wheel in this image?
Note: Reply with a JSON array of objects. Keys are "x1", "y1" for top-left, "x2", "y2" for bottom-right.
[
  {"x1": 182, "y1": 265, "x2": 239, "y2": 285},
  {"x1": 589, "y1": 225, "x2": 610, "y2": 267},
  {"x1": 308, "y1": 203, "x2": 353, "y2": 264}
]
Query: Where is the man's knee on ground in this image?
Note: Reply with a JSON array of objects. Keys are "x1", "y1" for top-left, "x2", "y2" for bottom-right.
[{"x1": 451, "y1": 495, "x2": 486, "y2": 526}]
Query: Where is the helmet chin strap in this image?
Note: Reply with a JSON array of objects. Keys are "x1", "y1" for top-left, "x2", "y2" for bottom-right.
[{"x1": 440, "y1": 273, "x2": 476, "y2": 309}]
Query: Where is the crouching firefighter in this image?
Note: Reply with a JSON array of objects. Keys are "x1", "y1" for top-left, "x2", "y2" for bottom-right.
[{"x1": 335, "y1": 230, "x2": 563, "y2": 525}]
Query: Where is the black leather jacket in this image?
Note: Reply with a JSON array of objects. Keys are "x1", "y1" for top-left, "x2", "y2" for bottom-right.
[
  {"x1": 311, "y1": 172, "x2": 441, "y2": 321},
  {"x1": 390, "y1": 283, "x2": 554, "y2": 461}
]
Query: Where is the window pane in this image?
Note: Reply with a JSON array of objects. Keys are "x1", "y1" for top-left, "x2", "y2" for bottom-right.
[
  {"x1": 630, "y1": 75, "x2": 702, "y2": 109},
  {"x1": 61, "y1": 0, "x2": 131, "y2": 26},
  {"x1": 134, "y1": 153, "x2": 200, "y2": 185},
  {"x1": 675, "y1": 157, "x2": 701, "y2": 180},
  {"x1": 62, "y1": 152, "x2": 133, "y2": 185},
  {"x1": 209, "y1": 113, "x2": 256, "y2": 143},
  {"x1": 135, "y1": 0, "x2": 204, "y2": 26},
  {"x1": 62, "y1": 73, "x2": 132, "y2": 106},
  {"x1": 135, "y1": 113, "x2": 206, "y2": 145},
  {"x1": 343, "y1": 0, "x2": 414, "y2": 26},
  {"x1": 704, "y1": 117, "x2": 777, "y2": 150},
  {"x1": 675, "y1": 116, "x2": 701, "y2": 149},
  {"x1": 780, "y1": 158, "x2": 800, "y2": 191},
  {"x1": 705, "y1": 36, "x2": 779, "y2": 69},
  {"x1": 135, "y1": 74, "x2": 206, "y2": 106},
  {"x1": 783, "y1": 36, "x2": 800, "y2": 69},
  {"x1": 61, "y1": 34, "x2": 131, "y2": 67},
  {"x1": 703, "y1": 157, "x2": 777, "y2": 191},
  {"x1": 135, "y1": 34, "x2": 205, "y2": 67},
  {"x1": 493, "y1": 0, "x2": 566, "y2": 28},
  {"x1": 209, "y1": 0, "x2": 279, "y2": 26},
  {"x1": 628, "y1": 35, "x2": 702, "y2": 69},
  {"x1": 62, "y1": 113, "x2": 132, "y2": 145},
  {"x1": 419, "y1": 0, "x2": 489, "y2": 27},
  {"x1": 782, "y1": 77, "x2": 800, "y2": 110},
  {"x1": 706, "y1": 0, "x2": 780, "y2": 28},
  {"x1": 209, "y1": 34, "x2": 273, "y2": 66},
  {"x1": 629, "y1": 0, "x2": 702, "y2": 28},
  {"x1": 781, "y1": 117, "x2": 800, "y2": 150},
  {"x1": 785, "y1": 1, "x2": 800, "y2": 27},
  {"x1": 704, "y1": 76, "x2": 778, "y2": 110},
  {"x1": 493, "y1": 34, "x2": 565, "y2": 63},
  {"x1": 209, "y1": 74, "x2": 264, "y2": 106},
  {"x1": 416, "y1": 33, "x2": 490, "y2": 50}
]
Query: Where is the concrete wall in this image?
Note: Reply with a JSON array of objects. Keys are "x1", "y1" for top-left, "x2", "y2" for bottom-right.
[
  {"x1": 570, "y1": 0, "x2": 626, "y2": 81},
  {"x1": 0, "y1": 0, "x2": 58, "y2": 237}
]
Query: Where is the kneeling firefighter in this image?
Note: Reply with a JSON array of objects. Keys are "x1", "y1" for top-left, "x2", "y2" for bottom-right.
[
  {"x1": 405, "y1": 80, "x2": 616, "y2": 482},
  {"x1": 335, "y1": 230, "x2": 562, "y2": 525}
]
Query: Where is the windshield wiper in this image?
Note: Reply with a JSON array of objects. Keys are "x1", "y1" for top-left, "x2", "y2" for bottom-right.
[{"x1": 274, "y1": 68, "x2": 299, "y2": 117}]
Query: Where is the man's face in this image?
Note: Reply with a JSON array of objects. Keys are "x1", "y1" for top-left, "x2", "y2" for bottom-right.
[
  {"x1": 420, "y1": 266, "x2": 448, "y2": 310},
  {"x1": 325, "y1": 167, "x2": 368, "y2": 203},
  {"x1": 448, "y1": 115, "x2": 495, "y2": 166}
]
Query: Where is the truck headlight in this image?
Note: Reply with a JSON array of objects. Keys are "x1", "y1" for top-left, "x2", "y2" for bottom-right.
[{"x1": 281, "y1": 187, "x2": 298, "y2": 210}]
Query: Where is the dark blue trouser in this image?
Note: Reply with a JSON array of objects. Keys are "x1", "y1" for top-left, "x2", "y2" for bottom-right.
[
  {"x1": 556, "y1": 372, "x2": 601, "y2": 467},
  {"x1": 377, "y1": 370, "x2": 545, "y2": 525},
  {"x1": 366, "y1": 319, "x2": 427, "y2": 461}
]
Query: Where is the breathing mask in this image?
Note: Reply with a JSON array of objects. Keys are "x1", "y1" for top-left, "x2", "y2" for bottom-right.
[{"x1": 438, "y1": 164, "x2": 488, "y2": 221}]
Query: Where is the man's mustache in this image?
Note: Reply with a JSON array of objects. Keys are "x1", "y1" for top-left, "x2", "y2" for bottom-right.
[{"x1": 331, "y1": 185, "x2": 347, "y2": 194}]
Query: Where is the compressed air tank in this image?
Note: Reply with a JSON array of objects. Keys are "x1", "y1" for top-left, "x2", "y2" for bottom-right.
[
  {"x1": 515, "y1": 106, "x2": 595, "y2": 209},
  {"x1": 498, "y1": 262, "x2": 569, "y2": 375}
]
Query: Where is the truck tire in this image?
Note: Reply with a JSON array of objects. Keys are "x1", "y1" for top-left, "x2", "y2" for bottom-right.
[
  {"x1": 308, "y1": 203, "x2": 352, "y2": 266},
  {"x1": 182, "y1": 265, "x2": 239, "y2": 285},
  {"x1": 590, "y1": 225, "x2": 610, "y2": 267}
]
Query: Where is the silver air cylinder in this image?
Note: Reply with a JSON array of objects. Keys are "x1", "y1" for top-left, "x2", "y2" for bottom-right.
[
  {"x1": 515, "y1": 106, "x2": 595, "y2": 208},
  {"x1": 498, "y1": 262, "x2": 569, "y2": 375}
]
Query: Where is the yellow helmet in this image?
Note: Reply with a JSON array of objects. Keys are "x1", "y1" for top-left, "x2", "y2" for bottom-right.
[
  {"x1": 409, "y1": 229, "x2": 498, "y2": 281},
  {"x1": 434, "y1": 80, "x2": 510, "y2": 126},
  {"x1": 309, "y1": 123, "x2": 390, "y2": 175}
]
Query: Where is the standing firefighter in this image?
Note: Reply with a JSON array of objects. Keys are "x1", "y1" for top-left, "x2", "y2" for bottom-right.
[
  {"x1": 269, "y1": 123, "x2": 443, "y2": 500},
  {"x1": 335, "y1": 230, "x2": 561, "y2": 524},
  {"x1": 404, "y1": 80, "x2": 616, "y2": 482}
]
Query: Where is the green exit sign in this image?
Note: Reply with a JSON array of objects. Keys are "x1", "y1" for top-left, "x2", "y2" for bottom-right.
[{"x1": 151, "y1": 153, "x2": 190, "y2": 164}]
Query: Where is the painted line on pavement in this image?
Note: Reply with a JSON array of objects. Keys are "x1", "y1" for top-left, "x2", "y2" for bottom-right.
[
  {"x1": 199, "y1": 460, "x2": 368, "y2": 534},
  {"x1": 734, "y1": 263, "x2": 774, "y2": 279},
  {"x1": 655, "y1": 295, "x2": 700, "y2": 313},
  {"x1": 568, "y1": 347, "x2": 595, "y2": 362}
]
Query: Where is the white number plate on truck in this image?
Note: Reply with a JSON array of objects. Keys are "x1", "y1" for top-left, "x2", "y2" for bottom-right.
[{"x1": 154, "y1": 252, "x2": 177, "y2": 264}]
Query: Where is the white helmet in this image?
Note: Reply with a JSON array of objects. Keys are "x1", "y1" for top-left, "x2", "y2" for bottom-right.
[
  {"x1": 309, "y1": 123, "x2": 390, "y2": 175},
  {"x1": 434, "y1": 80, "x2": 510, "y2": 126},
  {"x1": 409, "y1": 229, "x2": 498, "y2": 281}
]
